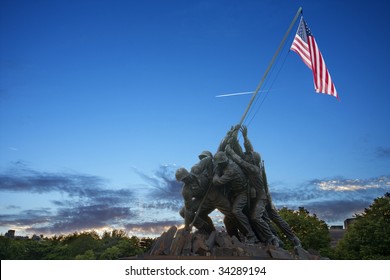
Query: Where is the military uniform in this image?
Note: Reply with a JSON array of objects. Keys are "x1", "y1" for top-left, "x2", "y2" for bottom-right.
[
  {"x1": 212, "y1": 151, "x2": 256, "y2": 242},
  {"x1": 226, "y1": 145, "x2": 277, "y2": 244}
]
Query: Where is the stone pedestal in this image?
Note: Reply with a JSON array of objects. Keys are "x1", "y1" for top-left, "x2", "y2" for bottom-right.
[{"x1": 139, "y1": 226, "x2": 326, "y2": 260}]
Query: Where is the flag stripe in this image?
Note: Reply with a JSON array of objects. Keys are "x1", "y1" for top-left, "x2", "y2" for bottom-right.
[
  {"x1": 291, "y1": 35, "x2": 311, "y2": 68},
  {"x1": 290, "y1": 17, "x2": 339, "y2": 99}
]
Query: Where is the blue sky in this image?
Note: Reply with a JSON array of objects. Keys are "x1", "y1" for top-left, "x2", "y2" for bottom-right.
[{"x1": 1, "y1": 0, "x2": 389, "y2": 237}]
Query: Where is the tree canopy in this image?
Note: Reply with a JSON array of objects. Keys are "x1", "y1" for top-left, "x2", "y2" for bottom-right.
[
  {"x1": 276, "y1": 206, "x2": 331, "y2": 256},
  {"x1": 0, "y1": 230, "x2": 154, "y2": 260},
  {"x1": 333, "y1": 192, "x2": 390, "y2": 259}
]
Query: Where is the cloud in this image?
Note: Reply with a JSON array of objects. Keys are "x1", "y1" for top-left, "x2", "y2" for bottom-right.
[
  {"x1": 132, "y1": 164, "x2": 183, "y2": 201},
  {"x1": 36, "y1": 204, "x2": 137, "y2": 234},
  {"x1": 4, "y1": 162, "x2": 387, "y2": 236},
  {"x1": 0, "y1": 208, "x2": 52, "y2": 229},
  {"x1": 5, "y1": 205, "x2": 21, "y2": 210},
  {"x1": 0, "y1": 204, "x2": 138, "y2": 235},
  {"x1": 270, "y1": 175, "x2": 390, "y2": 224},
  {"x1": 302, "y1": 199, "x2": 369, "y2": 223},
  {"x1": 0, "y1": 163, "x2": 134, "y2": 204},
  {"x1": 0, "y1": 163, "x2": 138, "y2": 235},
  {"x1": 0, "y1": 163, "x2": 187, "y2": 236},
  {"x1": 0, "y1": 164, "x2": 107, "y2": 197},
  {"x1": 376, "y1": 146, "x2": 390, "y2": 158},
  {"x1": 142, "y1": 200, "x2": 182, "y2": 212},
  {"x1": 124, "y1": 220, "x2": 183, "y2": 236}
]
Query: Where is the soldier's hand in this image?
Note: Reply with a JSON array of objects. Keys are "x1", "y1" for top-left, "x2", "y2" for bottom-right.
[{"x1": 241, "y1": 125, "x2": 248, "y2": 137}]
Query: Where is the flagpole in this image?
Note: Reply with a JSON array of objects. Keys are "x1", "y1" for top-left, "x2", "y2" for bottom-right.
[{"x1": 239, "y1": 7, "x2": 302, "y2": 125}]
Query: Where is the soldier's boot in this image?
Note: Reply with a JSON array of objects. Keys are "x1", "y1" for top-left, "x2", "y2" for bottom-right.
[
  {"x1": 246, "y1": 233, "x2": 258, "y2": 244},
  {"x1": 266, "y1": 236, "x2": 280, "y2": 247},
  {"x1": 291, "y1": 236, "x2": 302, "y2": 247}
]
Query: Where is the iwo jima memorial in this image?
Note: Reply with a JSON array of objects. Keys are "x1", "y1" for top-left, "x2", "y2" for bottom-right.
[{"x1": 142, "y1": 7, "x2": 337, "y2": 260}]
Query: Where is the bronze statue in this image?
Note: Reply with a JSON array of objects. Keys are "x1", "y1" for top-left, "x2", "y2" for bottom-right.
[
  {"x1": 212, "y1": 151, "x2": 257, "y2": 243},
  {"x1": 226, "y1": 144, "x2": 278, "y2": 246},
  {"x1": 175, "y1": 124, "x2": 301, "y2": 247},
  {"x1": 176, "y1": 152, "x2": 237, "y2": 236},
  {"x1": 175, "y1": 167, "x2": 213, "y2": 233}
]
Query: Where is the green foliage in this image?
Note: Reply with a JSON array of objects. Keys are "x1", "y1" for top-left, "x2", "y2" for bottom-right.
[
  {"x1": 63, "y1": 231, "x2": 100, "y2": 258},
  {"x1": 333, "y1": 193, "x2": 390, "y2": 260},
  {"x1": 98, "y1": 231, "x2": 143, "y2": 259},
  {"x1": 0, "y1": 230, "x2": 152, "y2": 260},
  {"x1": 75, "y1": 249, "x2": 96, "y2": 260},
  {"x1": 0, "y1": 236, "x2": 12, "y2": 259},
  {"x1": 139, "y1": 237, "x2": 155, "y2": 251},
  {"x1": 276, "y1": 207, "x2": 332, "y2": 256},
  {"x1": 0, "y1": 236, "x2": 59, "y2": 260},
  {"x1": 99, "y1": 246, "x2": 121, "y2": 260}
]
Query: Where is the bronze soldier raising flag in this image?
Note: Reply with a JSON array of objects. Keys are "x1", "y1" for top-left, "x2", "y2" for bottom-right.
[{"x1": 175, "y1": 124, "x2": 301, "y2": 247}]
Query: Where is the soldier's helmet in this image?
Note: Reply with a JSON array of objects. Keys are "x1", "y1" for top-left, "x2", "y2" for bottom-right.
[
  {"x1": 175, "y1": 167, "x2": 191, "y2": 181},
  {"x1": 214, "y1": 151, "x2": 228, "y2": 165},
  {"x1": 198, "y1": 150, "x2": 212, "y2": 160}
]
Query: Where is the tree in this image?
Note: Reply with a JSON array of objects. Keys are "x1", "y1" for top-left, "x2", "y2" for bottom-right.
[
  {"x1": 99, "y1": 233, "x2": 143, "y2": 259},
  {"x1": 139, "y1": 237, "x2": 155, "y2": 252},
  {"x1": 116, "y1": 237, "x2": 143, "y2": 257},
  {"x1": 0, "y1": 238, "x2": 29, "y2": 259},
  {"x1": 334, "y1": 193, "x2": 390, "y2": 259},
  {"x1": 75, "y1": 249, "x2": 96, "y2": 260},
  {"x1": 0, "y1": 230, "x2": 157, "y2": 259},
  {"x1": 101, "y1": 229, "x2": 128, "y2": 249},
  {"x1": 0, "y1": 236, "x2": 12, "y2": 259},
  {"x1": 99, "y1": 246, "x2": 121, "y2": 260},
  {"x1": 62, "y1": 231, "x2": 100, "y2": 259},
  {"x1": 276, "y1": 207, "x2": 331, "y2": 256}
]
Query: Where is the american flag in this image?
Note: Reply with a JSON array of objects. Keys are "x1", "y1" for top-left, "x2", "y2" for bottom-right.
[{"x1": 291, "y1": 16, "x2": 339, "y2": 99}]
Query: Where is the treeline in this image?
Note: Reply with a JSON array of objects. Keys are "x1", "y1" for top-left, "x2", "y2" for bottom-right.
[
  {"x1": 0, "y1": 229, "x2": 154, "y2": 260},
  {"x1": 1, "y1": 193, "x2": 389, "y2": 260},
  {"x1": 277, "y1": 193, "x2": 390, "y2": 259},
  {"x1": 331, "y1": 192, "x2": 390, "y2": 259}
]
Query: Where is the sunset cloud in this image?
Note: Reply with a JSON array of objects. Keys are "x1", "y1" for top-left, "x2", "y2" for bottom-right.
[
  {"x1": 1, "y1": 162, "x2": 389, "y2": 236},
  {"x1": 270, "y1": 175, "x2": 390, "y2": 224}
]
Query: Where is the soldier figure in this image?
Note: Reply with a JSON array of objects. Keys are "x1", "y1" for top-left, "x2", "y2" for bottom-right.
[
  {"x1": 190, "y1": 150, "x2": 214, "y2": 189},
  {"x1": 176, "y1": 151, "x2": 237, "y2": 236},
  {"x1": 217, "y1": 125, "x2": 245, "y2": 157},
  {"x1": 175, "y1": 124, "x2": 301, "y2": 248},
  {"x1": 212, "y1": 151, "x2": 257, "y2": 243},
  {"x1": 226, "y1": 143, "x2": 278, "y2": 246},
  {"x1": 176, "y1": 168, "x2": 214, "y2": 233}
]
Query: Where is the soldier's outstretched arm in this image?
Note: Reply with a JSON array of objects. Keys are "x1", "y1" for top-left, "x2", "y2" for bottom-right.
[
  {"x1": 226, "y1": 144, "x2": 259, "y2": 174},
  {"x1": 241, "y1": 125, "x2": 254, "y2": 153},
  {"x1": 225, "y1": 125, "x2": 244, "y2": 158},
  {"x1": 217, "y1": 126, "x2": 233, "y2": 152}
]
